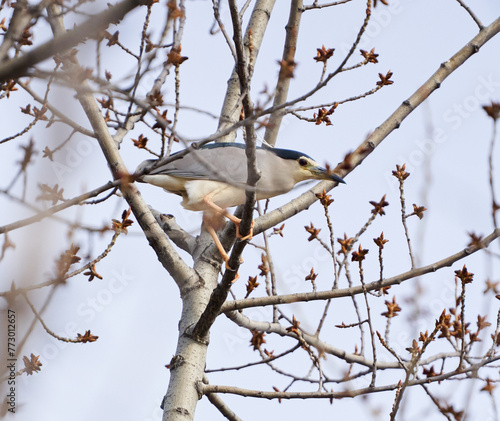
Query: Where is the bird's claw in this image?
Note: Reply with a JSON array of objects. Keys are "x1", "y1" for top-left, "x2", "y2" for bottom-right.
[
  {"x1": 224, "y1": 256, "x2": 243, "y2": 269},
  {"x1": 223, "y1": 259, "x2": 240, "y2": 283},
  {"x1": 236, "y1": 220, "x2": 255, "y2": 241}
]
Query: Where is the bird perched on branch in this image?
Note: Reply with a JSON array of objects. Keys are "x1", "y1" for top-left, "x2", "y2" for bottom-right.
[{"x1": 136, "y1": 143, "x2": 345, "y2": 265}]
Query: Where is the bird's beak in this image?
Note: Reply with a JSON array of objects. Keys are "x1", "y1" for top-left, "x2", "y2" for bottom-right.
[{"x1": 312, "y1": 166, "x2": 346, "y2": 184}]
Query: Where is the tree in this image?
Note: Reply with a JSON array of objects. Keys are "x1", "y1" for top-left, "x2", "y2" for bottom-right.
[{"x1": 1, "y1": 0, "x2": 500, "y2": 419}]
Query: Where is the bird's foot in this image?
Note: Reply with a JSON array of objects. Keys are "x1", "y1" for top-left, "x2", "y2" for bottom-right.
[
  {"x1": 202, "y1": 195, "x2": 255, "y2": 241},
  {"x1": 231, "y1": 272, "x2": 239, "y2": 283},
  {"x1": 235, "y1": 219, "x2": 254, "y2": 241},
  {"x1": 223, "y1": 259, "x2": 240, "y2": 283},
  {"x1": 224, "y1": 256, "x2": 244, "y2": 269}
]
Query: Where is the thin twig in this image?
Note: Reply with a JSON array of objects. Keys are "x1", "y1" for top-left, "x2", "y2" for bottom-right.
[
  {"x1": 258, "y1": 204, "x2": 279, "y2": 323},
  {"x1": 302, "y1": 0, "x2": 353, "y2": 10},
  {"x1": 0, "y1": 180, "x2": 120, "y2": 234},
  {"x1": 221, "y1": 228, "x2": 500, "y2": 312},
  {"x1": 455, "y1": 0, "x2": 483, "y2": 30},
  {"x1": 1, "y1": 232, "x2": 121, "y2": 297},
  {"x1": 0, "y1": 0, "x2": 144, "y2": 81},
  {"x1": 202, "y1": 354, "x2": 500, "y2": 400},
  {"x1": 398, "y1": 174, "x2": 416, "y2": 269},
  {"x1": 358, "y1": 259, "x2": 377, "y2": 387},
  {"x1": 211, "y1": 0, "x2": 237, "y2": 61},
  {"x1": 23, "y1": 293, "x2": 81, "y2": 343},
  {"x1": 459, "y1": 277, "x2": 467, "y2": 369},
  {"x1": 202, "y1": 375, "x2": 244, "y2": 421},
  {"x1": 263, "y1": 0, "x2": 303, "y2": 147},
  {"x1": 254, "y1": 17, "x2": 500, "y2": 237},
  {"x1": 390, "y1": 324, "x2": 441, "y2": 420},
  {"x1": 206, "y1": 344, "x2": 300, "y2": 373},
  {"x1": 420, "y1": 384, "x2": 454, "y2": 421},
  {"x1": 488, "y1": 118, "x2": 498, "y2": 229},
  {"x1": 16, "y1": 82, "x2": 96, "y2": 137}
]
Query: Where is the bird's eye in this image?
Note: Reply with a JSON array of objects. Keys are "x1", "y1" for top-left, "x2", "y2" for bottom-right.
[{"x1": 298, "y1": 158, "x2": 308, "y2": 167}]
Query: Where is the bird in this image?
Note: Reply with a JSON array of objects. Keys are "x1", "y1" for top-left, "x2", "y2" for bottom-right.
[{"x1": 136, "y1": 143, "x2": 345, "y2": 265}]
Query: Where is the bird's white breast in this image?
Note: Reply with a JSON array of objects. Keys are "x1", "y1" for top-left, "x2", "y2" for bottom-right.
[{"x1": 183, "y1": 180, "x2": 246, "y2": 211}]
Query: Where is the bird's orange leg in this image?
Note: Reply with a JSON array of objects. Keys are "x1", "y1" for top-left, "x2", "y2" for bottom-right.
[
  {"x1": 202, "y1": 194, "x2": 254, "y2": 241},
  {"x1": 202, "y1": 210, "x2": 243, "y2": 271},
  {"x1": 204, "y1": 224, "x2": 230, "y2": 268}
]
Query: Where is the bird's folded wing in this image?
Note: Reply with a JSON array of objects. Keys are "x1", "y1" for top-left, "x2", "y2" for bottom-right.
[{"x1": 147, "y1": 147, "x2": 249, "y2": 185}]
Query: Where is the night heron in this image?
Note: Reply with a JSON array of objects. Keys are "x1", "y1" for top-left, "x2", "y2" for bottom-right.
[{"x1": 136, "y1": 143, "x2": 345, "y2": 264}]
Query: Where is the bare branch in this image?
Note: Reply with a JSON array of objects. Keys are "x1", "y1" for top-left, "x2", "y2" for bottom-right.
[
  {"x1": 190, "y1": 0, "x2": 262, "y2": 342},
  {"x1": 221, "y1": 228, "x2": 500, "y2": 312},
  {"x1": 455, "y1": 0, "x2": 484, "y2": 30},
  {"x1": 302, "y1": 0, "x2": 353, "y2": 10},
  {"x1": 215, "y1": 0, "x2": 275, "y2": 143},
  {"x1": 211, "y1": 0, "x2": 237, "y2": 61},
  {"x1": 204, "y1": 386, "x2": 244, "y2": 421},
  {"x1": 0, "y1": 0, "x2": 144, "y2": 82},
  {"x1": 201, "y1": 354, "x2": 500, "y2": 400},
  {"x1": 263, "y1": 0, "x2": 303, "y2": 147},
  {"x1": 149, "y1": 208, "x2": 196, "y2": 255},
  {"x1": 0, "y1": 181, "x2": 119, "y2": 234},
  {"x1": 23, "y1": 293, "x2": 83, "y2": 343},
  {"x1": 488, "y1": 116, "x2": 499, "y2": 229},
  {"x1": 254, "y1": 16, "x2": 500, "y2": 235}
]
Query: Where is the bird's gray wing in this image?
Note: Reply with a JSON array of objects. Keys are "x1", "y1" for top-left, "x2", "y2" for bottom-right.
[{"x1": 145, "y1": 147, "x2": 249, "y2": 184}]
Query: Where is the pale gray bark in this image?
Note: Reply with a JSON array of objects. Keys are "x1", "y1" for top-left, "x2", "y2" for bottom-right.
[
  {"x1": 263, "y1": 0, "x2": 303, "y2": 147},
  {"x1": 215, "y1": 0, "x2": 276, "y2": 143}
]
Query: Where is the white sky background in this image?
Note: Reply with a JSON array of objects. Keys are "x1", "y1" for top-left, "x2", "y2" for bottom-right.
[{"x1": 2, "y1": 0, "x2": 500, "y2": 420}]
